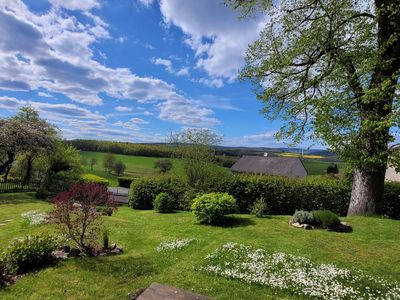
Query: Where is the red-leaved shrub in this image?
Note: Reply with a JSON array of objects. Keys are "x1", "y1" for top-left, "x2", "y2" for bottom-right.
[{"x1": 50, "y1": 183, "x2": 116, "y2": 255}]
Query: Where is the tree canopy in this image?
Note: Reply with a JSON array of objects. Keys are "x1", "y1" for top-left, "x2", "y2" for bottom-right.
[{"x1": 228, "y1": 0, "x2": 400, "y2": 215}]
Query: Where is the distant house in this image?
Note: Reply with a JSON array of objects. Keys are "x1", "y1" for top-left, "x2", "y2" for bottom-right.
[
  {"x1": 386, "y1": 166, "x2": 400, "y2": 182},
  {"x1": 230, "y1": 155, "x2": 308, "y2": 178}
]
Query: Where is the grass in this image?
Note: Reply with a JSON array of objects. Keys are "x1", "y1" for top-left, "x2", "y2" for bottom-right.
[
  {"x1": 1, "y1": 193, "x2": 399, "y2": 299},
  {"x1": 302, "y1": 159, "x2": 347, "y2": 175},
  {"x1": 80, "y1": 151, "x2": 185, "y2": 186}
]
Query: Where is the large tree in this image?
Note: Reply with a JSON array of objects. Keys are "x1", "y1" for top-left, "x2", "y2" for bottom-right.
[
  {"x1": 228, "y1": 0, "x2": 400, "y2": 216},
  {"x1": 0, "y1": 106, "x2": 56, "y2": 182}
]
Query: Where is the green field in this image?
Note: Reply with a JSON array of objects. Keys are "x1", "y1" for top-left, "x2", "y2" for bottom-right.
[
  {"x1": 80, "y1": 151, "x2": 346, "y2": 184},
  {"x1": 0, "y1": 193, "x2": 399, "y2": 299},
  {"x1": 80, "y1": 151, "x2": 185, "y2": 186},
  {"x1": 302, "y1": 159, "x2": 346, "y2": 176}
]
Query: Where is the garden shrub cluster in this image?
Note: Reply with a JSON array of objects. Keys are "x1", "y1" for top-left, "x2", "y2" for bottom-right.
[
  {"x1": 118, "y1": 177, "x2": 135, "y2": 188},
  {"x1": 128, "y1": 174, "x2": 400, "y2": 219},
  {"x1": 292, "y1": 210, "x2": 314, "y2": 224},
  {"x1": 1, "y1": 234, "x2": 58, "y2": 276},
  {"x1": 293, "y1": 210, "x2": 341, "y2": 229},
  {"x1": 128, "y1": 176, "x2": 188, "y2": 210},
  {"x1": 153, "y1": 192, "x2": 175, "y2": 213},
  {"x1": 191, "y1": 193, "x2": 237, "y2": 224},
  {"x1": 80, "y1": 174, "x2": 109, "y2": 187}
]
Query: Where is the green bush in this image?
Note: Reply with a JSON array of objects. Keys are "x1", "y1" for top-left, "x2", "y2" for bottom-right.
[
  {"x1": 80, "y1": 174, "x2": 109, "y2": 187},
  {"x1": 180, "y1": 188, "x2": 199, "y2": 211},
  {"x1": 129, "y1": 176, "x2": 188, "y2": 210},
  {"x1": 383, "y1": 181, "x2": 400, "y2": 220},
  {"x1": 3, "y1": 234, "x2": 58, "y2": 274},
  {"x1": 312, "y1": 210, "x2": 341, "y2": 229},
  {"x1": 191, "y1": 193, "x2": 237, "y2": 224},
  {"x1": 292, "y1": 210, "x2": 314, "y2": 224},
  {"x1": 118, "y1": 177, "x2": 135, "y2": 188},
  {"x1": 250, "y1": 197, "x2": 269, "y2": 217},
  {"x1": 153, "y1": 192, "x2": 175, "y2": 213}
]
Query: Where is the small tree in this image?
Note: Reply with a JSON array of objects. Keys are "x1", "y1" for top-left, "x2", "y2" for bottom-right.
[
  {"x1": 50, "y1": 183, "x2": 116, "y2": 255},
  {"x1": 169, "y1": 128, "x2": 222, "y2": 187},
  {"x1": 154, "y1": 159, "x2": 172, "y2": 173},
  {"x1": 90, "y1": 158, "x2": 98, "y2": 171},
  {"x1": 103, "y1": 153, "x2": 116, "y2": 173},
  {"x1": 327, "y1": 164, "x2": 339, "y2": 175},
  {"x1": 113, "y1": 161, "x2": 126, "y2": 176}
]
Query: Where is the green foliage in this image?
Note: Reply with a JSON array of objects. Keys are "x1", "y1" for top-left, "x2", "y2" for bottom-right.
[
  {"x1": 181, "y1": 188, "x2": 199, "y2": 211},
  {"x1": 154, "y1": 159, "x2": 172, "y2": 173},
  {"x1": 326, "y1": 163, "x2": 339, "y2": 174},
  {"x1": 292, "y1": 210, "x2": 314, "y2": 224},
  {"x1": 382, "y1": 181, "x2": 400, "y2": 220},
  {"x1": 128, "y1": 176, "x2": 188, "y2": 210},
  {"x1": 102, "y1": 228, "x2": 109, "y2": 249},
  {"x1": 191, "y1": 193, "x2": 237, "y2": 224},
  {"x1": 103, "y1": 153, "x2": 116, "y2": 173},
  {"x1": 250, "y1": 197, "x2": 269, "y2": 217},
  {"x1": 169, "y1": 128, "x2": 222, "y2": 187},
  {"x1": 40, "y1": 142, "x2": 82, "y2": 195},
  {"x1": 312, "y1": 210, "x2": 341, "y2": 229},
  {"x1": 117, "y1": 177, "x2": 135, "y2": 188},
  {"x1": 113, "y1": 160, "x2": 126, "y2": 176},
  {"x1": 153, "y1": 192, "x2": 175, "y2": 213},
  {"x1": 80, "y1": 174, "x2": 109, "y2": 187},
  {"x1": 2, "y1": 234, "x2": 58, "y2": 274}
]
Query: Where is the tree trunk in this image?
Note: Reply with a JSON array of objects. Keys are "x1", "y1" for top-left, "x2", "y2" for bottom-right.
[
  {"x1": 0, "y1": 151, "x2": 15, "y2": 175},
  {"x1": 348, "y1": 167, "x2": 386, "y2": 216},
  {"x1": 23, "y1": 155, "x2": 33, "y2": 185}
]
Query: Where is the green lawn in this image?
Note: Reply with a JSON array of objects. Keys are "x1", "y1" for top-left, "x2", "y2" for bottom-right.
[
  {"x1": 302, "y1": 159, "x2": 347, "y2": 175},
  {"x1": 80, "y1": 151, "x2": 185, "y2": 186},
  {"x1": 1, "y1": 193, "x2": 399, "y2": 299}
]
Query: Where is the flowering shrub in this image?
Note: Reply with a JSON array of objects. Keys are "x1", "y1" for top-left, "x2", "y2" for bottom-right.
[
  {"x1": 153, "y1": 192, "x2": 175, "y2": 213},
  {"x1": 50, "y1": 183, "x2": 116, "y2": 255},
  {"x1": 191, "y1": 193, "x2": 237, "y2": 224},
  {"x1": 200, "y1": 243, "x2": 400, "y2": 299},
  {"x1": 292, "y1": 210, "x2": 314, "y2": 224},
  {"x1": 156, "y1": 239, "x2": 195, "y2": 252},
  {"x1": 2, "y1": 234, "x2": 58, "y2": 274},
  {"x1": 21, "y1": 210, "x2": 48, "y2": 226}
]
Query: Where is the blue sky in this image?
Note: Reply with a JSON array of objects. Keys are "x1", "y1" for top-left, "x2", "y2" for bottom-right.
[{"x1": 0, "y1": 0, "x2": 319, "y2": 148}]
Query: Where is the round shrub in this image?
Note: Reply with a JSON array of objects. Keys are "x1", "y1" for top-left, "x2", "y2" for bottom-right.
[
  {"x1": 153, "y1": 192, "x2": 175, "y2": 213},
  {"x1": 292, "y1": 210, "x2": 314, "y2": 224},
  {"x1": 191, "y1": 192, "x2": 237, "y2": 225},
  {"x1": 80, "y1": 174, "x2": 109, "y2": 187},
  {"x1": 312, "y1": 210, "x2": 341, "y2": 229}
]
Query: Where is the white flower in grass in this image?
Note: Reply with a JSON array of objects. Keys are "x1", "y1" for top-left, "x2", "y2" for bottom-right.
[
  {"x1": 199, "y1": 242, "x2": 400, "y2": 300},
  {"x1": 156, "y1": 238, "x2": 195, "y2": 252},
  {"x1": 21, "y1": 210, "x2": 48, "y2": 225}
]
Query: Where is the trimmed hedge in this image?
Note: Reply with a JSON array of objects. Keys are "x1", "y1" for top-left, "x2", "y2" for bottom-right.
[
  {"x1": 128, "y1": 176, "x2": 188, "y2": 210},
  {"x1": 128, "y1": 173, "x2": 400, "y2": 219},
  {"x1": 118, "y1": 177, "x2": 135, "y2": 188},
  {"x1": 80, "y1": 174, "x2": 109, "y2": 187}
]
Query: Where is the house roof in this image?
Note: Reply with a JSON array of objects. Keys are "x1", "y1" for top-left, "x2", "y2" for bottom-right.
[{"x1": 230, "y1": 155, "x2": 308, "y2": 177}]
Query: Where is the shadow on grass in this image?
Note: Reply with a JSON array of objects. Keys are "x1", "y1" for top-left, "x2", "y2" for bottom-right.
[
  {"x1": 0, "y1": 192, "x2": 47, "y2": 205},
  {"x1": 195, "y1": 216, "x2": 256, "y2": 228},
  {"x1": 70, "y1": 255, "x2": 156, "y2": 278}
]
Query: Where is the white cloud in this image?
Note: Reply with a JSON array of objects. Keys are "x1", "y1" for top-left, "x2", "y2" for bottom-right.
[
  {"x1": 198, "y1": 78, "x2": 224, "y2": 88},
  {"x1": 152, "y1": 57, "x2": 189, "y2": 77},
  {"x1": 0, "y1": 1, "x2": 218, "y2": 127},
  {"x1": 117, "y1": 36, "x2": 127, "y2": 43},
  {"x1": 159, "y1": 0, "x2": 265, "y2": 83},
  {"x1": 38, "y1": 91, "x2": 52, "y2": 98},
  {"x1": 49, "y1": 0, "x2": 101, "y2": 11},
  {"x1": 137, "y1": 0, "x2": 154, "y2": 8},
  {"x1": 130, "y1": 117, "x2": 149, "y2": 124},
  {"x1": 115, "y1": 106, "x2": 132, "y2": 112}
]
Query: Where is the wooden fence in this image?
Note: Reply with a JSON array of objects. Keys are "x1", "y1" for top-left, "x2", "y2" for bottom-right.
[{"x1": 0, "y1": 181, "x2": 38, "y2": 193}]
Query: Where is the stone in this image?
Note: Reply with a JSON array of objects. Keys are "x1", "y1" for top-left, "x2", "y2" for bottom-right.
[
  {"x1": 136, "y1": 282, "x2": 212, "y2": 300},
  {"x1": 110, "y1": 246, "x2": 123, "y2": 255},
  {"x1": 52, "y1": 250, "x2": 68, "y2": 259}
]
